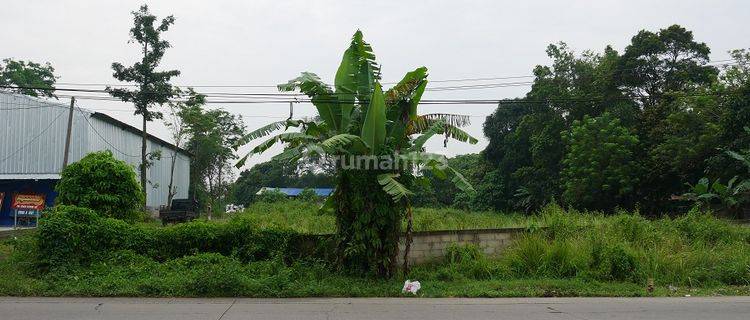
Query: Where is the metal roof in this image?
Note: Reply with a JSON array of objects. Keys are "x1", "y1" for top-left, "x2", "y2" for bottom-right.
[
  {"x1": 256, "y1": 187, "x2": 335, "y2": 197},
  {"x1": 0, "y1": 92, "x2": 191, "y2": 207},
  {"x1": 89, "y1": 112, "x2": 190, "y2": 156}
]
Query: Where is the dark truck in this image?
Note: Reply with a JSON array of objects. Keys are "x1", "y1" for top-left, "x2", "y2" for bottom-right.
[{"x1": 159, "y1": 198, "x2": 199, "y2": 226}]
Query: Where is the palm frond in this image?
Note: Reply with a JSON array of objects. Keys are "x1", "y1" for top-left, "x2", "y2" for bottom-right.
[{"x1": 377, "y1": 173, "x2": 413, "y2": 202}]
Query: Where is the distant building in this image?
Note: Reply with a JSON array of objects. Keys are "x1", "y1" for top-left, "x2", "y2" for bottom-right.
[
  {"x1": 256, "y1": 187, "x2": 334, "y2": 198},
  {"x1": 0, "y1": 92, "x2": 191, "y2": 226}
]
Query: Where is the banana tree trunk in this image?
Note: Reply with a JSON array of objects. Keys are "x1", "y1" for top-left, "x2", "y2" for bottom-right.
[{"x1": 333, "y1": 169, "x2": 406, "y2": 278}]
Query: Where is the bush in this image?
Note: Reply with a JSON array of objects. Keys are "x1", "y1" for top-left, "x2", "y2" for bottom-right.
[
  {"x1": 35, "y1": 205, "x2": 314, "y2": 268},
  {"x1": 55, "y1": 151, "x2": 143, "y2": 221}
]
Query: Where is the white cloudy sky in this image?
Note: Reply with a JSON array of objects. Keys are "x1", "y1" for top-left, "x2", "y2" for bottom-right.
[{"x1": 2, "y1": 0, "x2": 749, "y2": 169}]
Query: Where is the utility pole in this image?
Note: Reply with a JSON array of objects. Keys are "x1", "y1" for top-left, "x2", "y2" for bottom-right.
[{"x1": 62, "y1": 96, "x2": 75, "y2": 168}]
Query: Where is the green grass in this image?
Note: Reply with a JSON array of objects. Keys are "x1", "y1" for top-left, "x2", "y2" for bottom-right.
[
  {"x1": 231, "y1": 201, "x2": 529, "y2": 234},
  {"x1": 1, "y1": 202, "x2": 749, "y2": 297}
]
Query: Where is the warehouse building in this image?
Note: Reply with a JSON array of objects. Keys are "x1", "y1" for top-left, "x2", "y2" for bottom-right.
[{"x1": 0, "y1": 92, "x2": 191, "y2": 226}]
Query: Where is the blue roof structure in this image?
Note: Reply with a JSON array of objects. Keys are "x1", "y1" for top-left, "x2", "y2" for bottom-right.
[{"x1": 257, "y1": 187, "x2": 334, "y2": 197}]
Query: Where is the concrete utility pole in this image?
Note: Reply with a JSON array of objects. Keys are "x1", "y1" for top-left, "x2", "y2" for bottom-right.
[{"x1": 62, "y1": 96, "x2": 75, "y2": 168}]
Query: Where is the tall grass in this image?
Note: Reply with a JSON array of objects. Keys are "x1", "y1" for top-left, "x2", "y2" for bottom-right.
[
  {"x1": 410, "y1": 204, "x2": 750, "y2": 288},
  {"x1": 231, "y1": 200, "x2": 527, "y2": 234}
]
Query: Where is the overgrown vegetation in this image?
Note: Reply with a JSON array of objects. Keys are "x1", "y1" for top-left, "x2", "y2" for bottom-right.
[
  {"x1": 230, "y1": 201, "x2": 527, "y2": 234},
  {"x1": 1, "y1": 203, "x2": 748, "y2": 297}
]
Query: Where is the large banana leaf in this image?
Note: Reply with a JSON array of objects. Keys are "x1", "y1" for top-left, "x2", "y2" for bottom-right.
[
  {"x1": 385, "y1": 66, "x2": 428, "y2": 120},
  {"x1": 410, "y1": 119, "x2": 446, "y2": 152},
  {"x1": 236, "y1": 132, "x2": 316, "y2": 168},
  {"x1": 418, "y1": 113, "x2": 471, "y2": 127},
  {"x1": 334, "y1": 38, "x2": 358, "y2": 130},
  {"x1": 279, "y1": 72, "x2": 341, "y2": 132},
  {"x1": 448, "y1": 166, "x2": 476, "y2": 193},
  {"x1": 278, "y1": 72, "x2": 331, "y2": 94},
  {"x1": 239, "y1": 119, "x2": 304, "y2": 145},
  {"x1": 410, "y1": 116, "x2": 478, "y2": 145},
  {"x1": 321, "y1": 134, "x2": 366, "y2": 153},
  {"x1": 377, "y1": 173, "x2": 413, "y2": 202},
  {"x1": 360, "y1": 83, "x2": 386, "y2": 154}
]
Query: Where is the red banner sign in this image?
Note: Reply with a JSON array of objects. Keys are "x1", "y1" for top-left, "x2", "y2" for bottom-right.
[{"x1": 11, "y1": 193, "x2": 46, "y2": 211}]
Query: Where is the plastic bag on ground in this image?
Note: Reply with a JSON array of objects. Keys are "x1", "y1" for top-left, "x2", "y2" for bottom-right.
[{"x1": 402, "y1": 280, "x2": 421, "y2": 294}]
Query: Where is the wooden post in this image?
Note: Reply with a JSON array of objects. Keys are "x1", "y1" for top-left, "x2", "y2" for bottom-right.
[{"x1": 62, "y1": 97, "x2": 76, "y2": 168}]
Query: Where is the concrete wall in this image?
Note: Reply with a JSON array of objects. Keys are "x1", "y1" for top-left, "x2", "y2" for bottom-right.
[{"x1": 399, "y1": 228, "x2": 525, "y2": 265}]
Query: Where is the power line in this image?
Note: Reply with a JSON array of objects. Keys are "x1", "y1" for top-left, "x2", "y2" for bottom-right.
[
  {"x1": 1, "y1": 59, "x2": 739, "y2": 102},
  {"x1": 48, "y1": 58, "x2": 739, "y2": 91},
  {"x1": 52, "y1": 90, "x2": 742, "y2": 106}
]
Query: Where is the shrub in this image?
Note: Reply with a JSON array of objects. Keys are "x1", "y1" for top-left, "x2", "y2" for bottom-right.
[
  {"x1": 55, "y1": 151, "x2": 143, "y2": 221},
  {"x1": 36, "y1": 205, "x2": 149, "y2": 268},
  {"x1": 35, "y1": 205, "x2": 315, "y2": 268},
  {"x1": 590, "y1": 242, "x2": 642, "y2": 282}
]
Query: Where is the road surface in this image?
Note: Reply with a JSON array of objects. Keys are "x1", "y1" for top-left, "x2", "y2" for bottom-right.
[{"x1": 0, "y1": 297, "x2": 748, "y2": 319}]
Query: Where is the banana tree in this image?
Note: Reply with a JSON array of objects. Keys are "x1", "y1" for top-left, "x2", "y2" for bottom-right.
[{"x1": 237, "y1": 31, "x2": 477, "y2": 277}]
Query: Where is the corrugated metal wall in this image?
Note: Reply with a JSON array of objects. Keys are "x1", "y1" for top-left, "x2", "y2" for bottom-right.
[{"x1": 0, "y1": 92, "x2": 190, "y2": 208}]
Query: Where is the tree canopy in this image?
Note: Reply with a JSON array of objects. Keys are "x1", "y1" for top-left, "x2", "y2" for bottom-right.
[{"x1": 480, "y1": 24, "x2": 750, "y2": 214}]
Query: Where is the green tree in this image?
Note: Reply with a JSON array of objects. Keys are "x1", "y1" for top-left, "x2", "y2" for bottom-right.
[
  {"x1": 0, "y1": 58, "x2": 57, "y2": 98},
  {"x1": 239, "y1": 31, "x2": 476, "y2": 277},
  {"x1": 55, "y1": 151, "x2": 144, "y2": 221},
  {"x1": 616, "y1": 24, "x2": 717, "y2": 99},
  {"x1": 561, "y1": 114, "x2": 640, "y2": 210},
  {"x1": 179, "y1": 100, "x2": 245, "y2": 217},
  {"x1": 163, "y1": 88, "x2": 202, "y2": 206},
  {"x1": 482, "y1": 42, "x2": 638, "y2": 212},
  {"x1": 106, "y1": 5, "x2": 180, "y2": 206}
]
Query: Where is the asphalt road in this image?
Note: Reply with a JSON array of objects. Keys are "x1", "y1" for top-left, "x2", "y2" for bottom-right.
[{"x1": 0, "y1": 297, "x2": 749, "y2": 320}]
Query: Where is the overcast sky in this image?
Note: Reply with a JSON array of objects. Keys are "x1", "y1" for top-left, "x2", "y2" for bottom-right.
[{"x1": 2, "y1": 0, "x2": 749, "y2": 169}]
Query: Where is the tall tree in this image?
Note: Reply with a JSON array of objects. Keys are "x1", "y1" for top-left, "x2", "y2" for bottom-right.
[
  {"x1": 180, "y1": 102, "x2": 245, "y2": 218},
  {"x1": 616, "y1": 24, "x2": 717, "y2": 99},
  {"x1": 163, "y1": 88, "x2": 202, "y2": 207},
  {"x1": 0, "y1": 58, "x2": 57, "y2": 98},
  {"x1": 106, "y1": 5, "x2": 180, "y2": 205}
]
